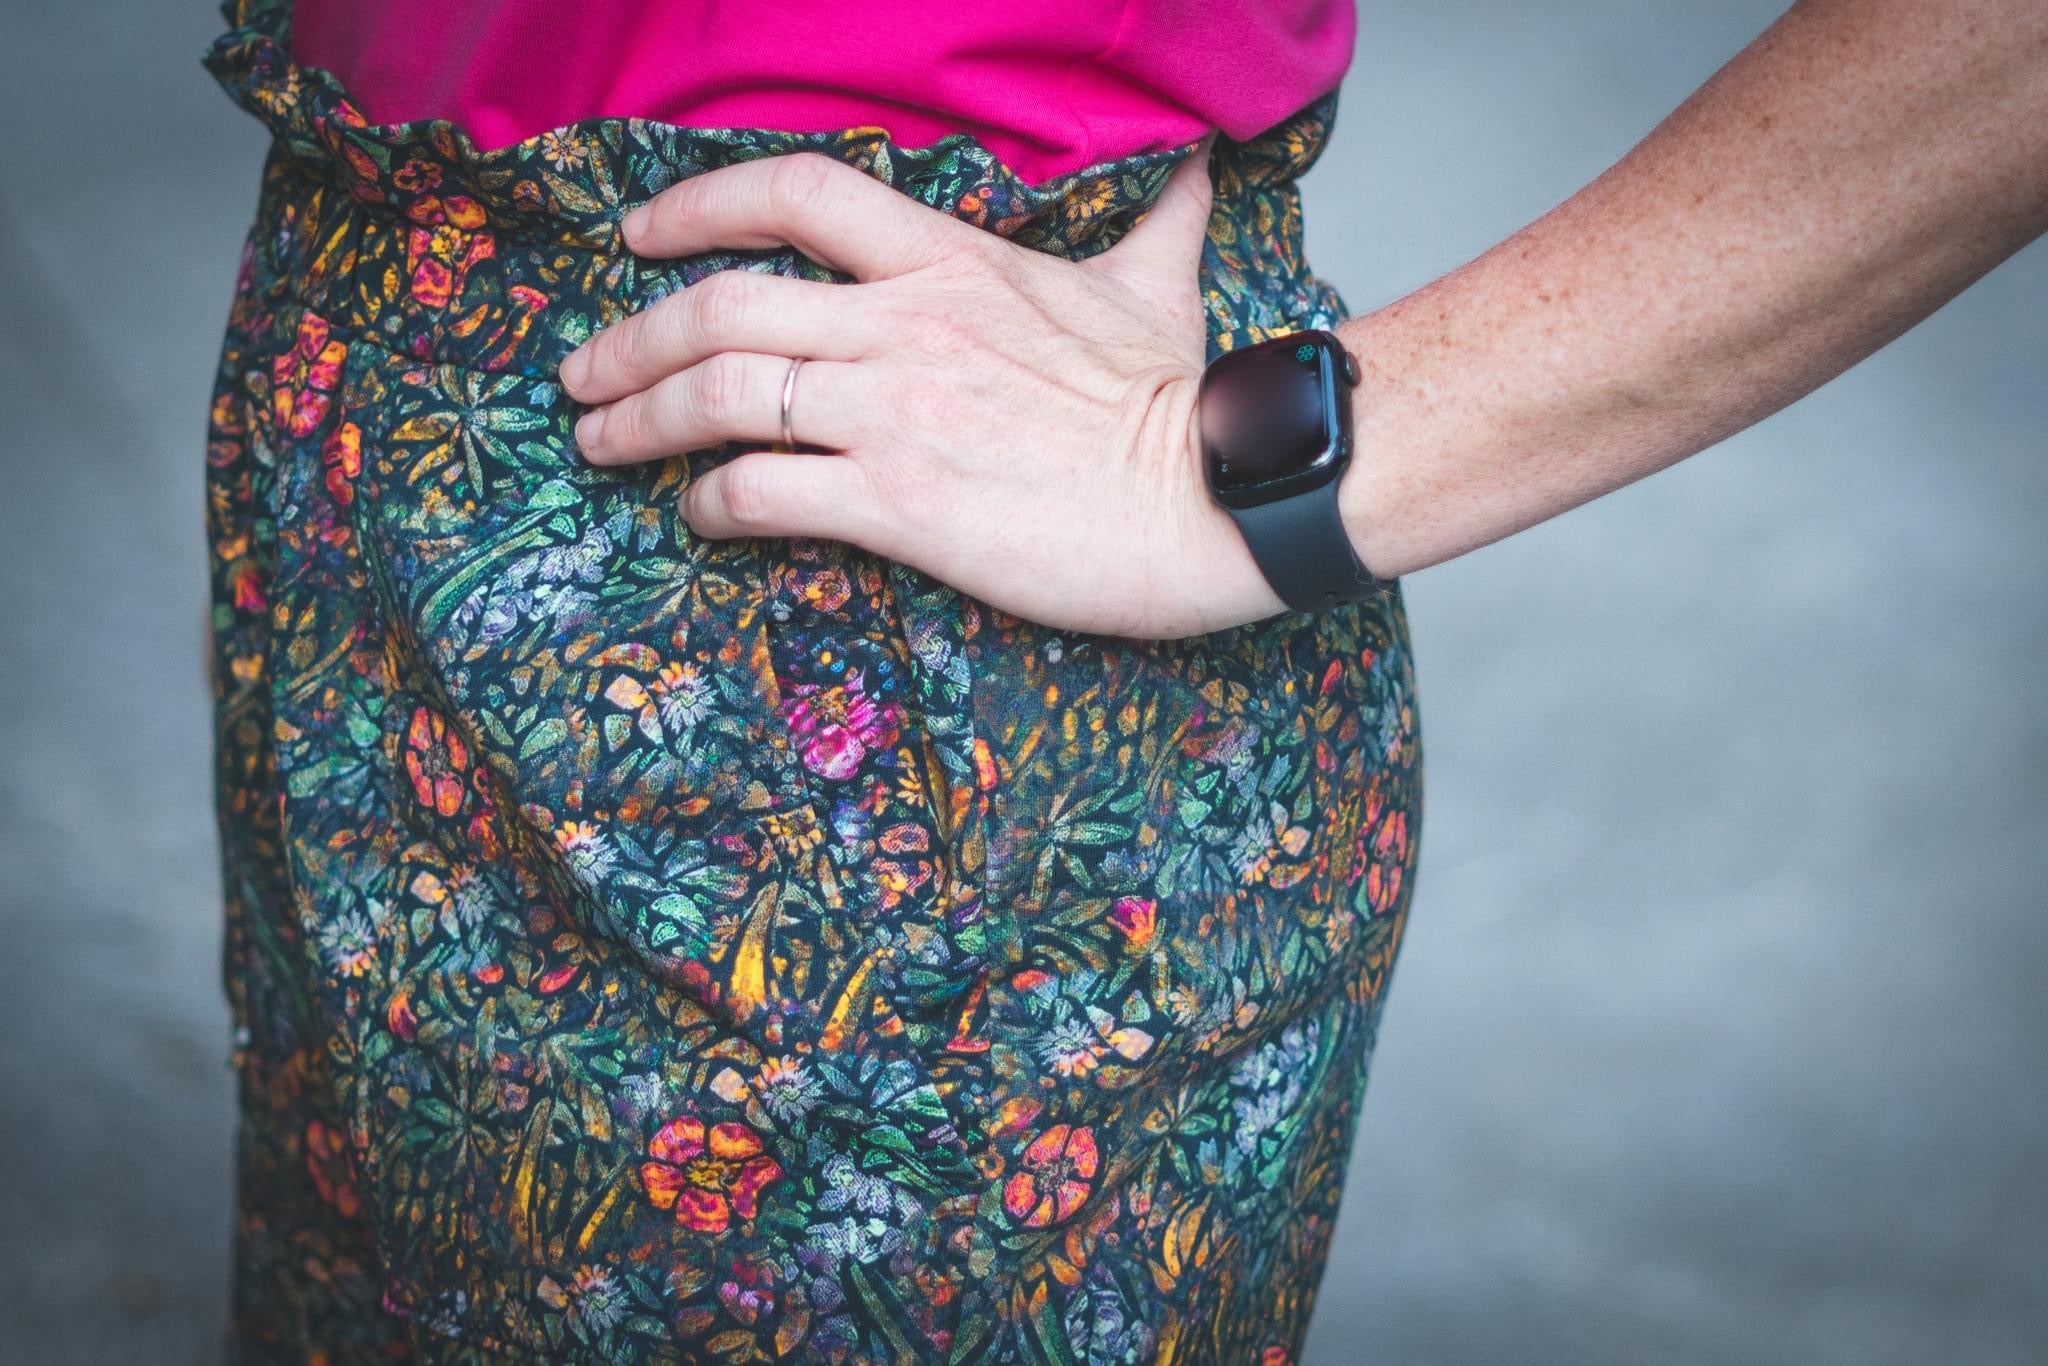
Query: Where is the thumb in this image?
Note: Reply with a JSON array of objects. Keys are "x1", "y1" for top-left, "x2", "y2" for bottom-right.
[{"x1": 1094, "y1": 135, "x2": 1216, "y2": 292}]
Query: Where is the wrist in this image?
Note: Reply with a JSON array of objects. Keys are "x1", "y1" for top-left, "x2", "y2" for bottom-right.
[
  {"x1": 1186, "y1": 416, "x2": 1292, "y2": 629},
  {"x1": 1330, "y1": 318, "x2": 1394, "y2": 582},
  {"x1": 1195, "y1": 328, "x2": 1394, "y2": 613},
  {"x1": 1154, "y1": 374, "x2": 1288, "y2": 634}
]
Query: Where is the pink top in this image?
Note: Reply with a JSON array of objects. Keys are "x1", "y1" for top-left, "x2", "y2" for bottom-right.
[{"x1": 291, "y1": 1, "x2": 1355, "y2": 184}]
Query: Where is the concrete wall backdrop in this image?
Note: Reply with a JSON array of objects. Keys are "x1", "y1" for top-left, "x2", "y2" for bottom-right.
[{"x1": 1, "y1": 3, "x2": 2042, "y2": 1362}]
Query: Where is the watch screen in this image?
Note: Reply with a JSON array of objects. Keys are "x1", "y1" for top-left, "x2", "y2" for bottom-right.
[{"x1": 1202, "y1": 336, "x2": 1336, "y2": 495}]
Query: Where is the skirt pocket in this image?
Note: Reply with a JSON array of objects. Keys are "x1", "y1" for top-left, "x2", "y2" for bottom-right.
[{"x1": 342, "y1": 346, "x2": 825, "y2": 945}]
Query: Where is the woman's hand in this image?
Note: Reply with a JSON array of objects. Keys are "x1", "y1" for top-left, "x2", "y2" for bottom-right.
[{"x1": 558, "y1": 146, "x2": 1285, "y2": 640}]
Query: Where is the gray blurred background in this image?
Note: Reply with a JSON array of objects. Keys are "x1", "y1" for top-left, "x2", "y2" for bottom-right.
[{"x1": 1, "y1": 2, "x2": 2042, "y2": 1362}]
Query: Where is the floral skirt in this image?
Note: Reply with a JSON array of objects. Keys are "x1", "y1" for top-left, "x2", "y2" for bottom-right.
[{"x1": 203, "y1": 5, "x2": 1423, "y2": 1362}]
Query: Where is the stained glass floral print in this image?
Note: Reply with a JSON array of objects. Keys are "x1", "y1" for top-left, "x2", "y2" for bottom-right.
[{"x1": 204, "y1": 2, "x2": 1422, "y2": 1361}]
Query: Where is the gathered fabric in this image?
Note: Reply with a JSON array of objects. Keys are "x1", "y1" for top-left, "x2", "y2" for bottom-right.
[{"x1": 204, "y1": 2, "x2": 1423, "y2": 1361}]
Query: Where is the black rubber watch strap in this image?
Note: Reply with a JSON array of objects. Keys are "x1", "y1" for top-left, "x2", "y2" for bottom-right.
[{"x1": 1229, "y1": 479, "x2": 1393, "y2": 613}]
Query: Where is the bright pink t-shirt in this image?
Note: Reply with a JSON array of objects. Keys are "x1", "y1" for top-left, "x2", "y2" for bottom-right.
[{"x1": 291, "y1": 2, "x2": 1355, "y2": 184}]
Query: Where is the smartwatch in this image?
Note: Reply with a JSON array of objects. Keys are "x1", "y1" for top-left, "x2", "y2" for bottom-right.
[{"x1": 1198, "y1": 329, "x2": 1393, "y2": 612}]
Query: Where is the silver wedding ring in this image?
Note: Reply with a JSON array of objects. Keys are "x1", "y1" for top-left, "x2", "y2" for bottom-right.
[{"x1": 777, "y1": 356, "x2": 806, "y2": 452}]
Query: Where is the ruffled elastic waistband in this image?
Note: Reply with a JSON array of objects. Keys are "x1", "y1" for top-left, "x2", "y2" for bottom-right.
[{"x1": 203, "y1": 3, "x2": 1338, "y2": 260}]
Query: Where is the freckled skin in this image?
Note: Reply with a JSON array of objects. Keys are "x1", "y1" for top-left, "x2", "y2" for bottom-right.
[{"x1": 1334, "y1": 0, "x2": 2048, "y2": 580}]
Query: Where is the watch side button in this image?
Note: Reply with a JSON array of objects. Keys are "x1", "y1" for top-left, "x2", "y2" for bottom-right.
[{"x1": 1340, "y1": 348, "x2": 1361, "y2": 387}]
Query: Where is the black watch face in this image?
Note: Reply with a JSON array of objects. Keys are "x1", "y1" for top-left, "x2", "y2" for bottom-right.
[{"x1": 1200, "y1": 331, "x2": 1348, "y2": 501}]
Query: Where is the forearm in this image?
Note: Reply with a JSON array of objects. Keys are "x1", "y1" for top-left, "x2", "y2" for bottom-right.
[{"x1": 1335, "y1": 0, "x2": 2048, "y2": 580}]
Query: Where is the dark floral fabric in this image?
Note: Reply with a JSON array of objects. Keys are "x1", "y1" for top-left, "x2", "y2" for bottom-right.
[{"x1": 204, "y1": 2, "x2": 1423, "y2": 1362}]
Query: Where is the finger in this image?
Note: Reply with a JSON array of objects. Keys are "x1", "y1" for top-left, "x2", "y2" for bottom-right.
[
  {"x1": 576, "y1": 355, "x2": 868, "y2": 465},
  {"x1": 682, "y1": 451, "x2": 886, "y2": 546},
  {"x1": 621, "y1": 152, "x2": 969, "y2": 280},
  {"x1": 1092, "y1": 137, "x2": 1216, "y2": 292},
  {"x1": 560, "y1": 271, "x2": 878, "y2": 406}
]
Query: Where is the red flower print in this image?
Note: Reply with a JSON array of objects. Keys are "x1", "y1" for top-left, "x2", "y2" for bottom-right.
[
  {"x1": 230, "y1": 561, "x2": 265, "y2": 614},
  {"x1": 717, "y1": 1259, "x2": 777, "y2": 1325},
  {"x1": 640, "y1": 1114, "x2": 783, "y2": 1233},
  {"x1": 272, "y1": 313, "x2": 347, "y2": 438},
  {"x1": 403, "y1": 706, "x2": 470, "y2": 817},
  {"x1": 780, "y1": 669, "x2": 901, "y2": 781},
  {"x1": 409, "y1": 251, "x2": 454, "y2": 310},
  {"x1": 1002, "y1": 1123, "x2": 1099, "y2": 1228},
  {"x1": 391, "y1": 157, "x2": 442, "y2": 193},
  {"x1": 403, "y1": 198, "x2": 495, "y2": 311}
]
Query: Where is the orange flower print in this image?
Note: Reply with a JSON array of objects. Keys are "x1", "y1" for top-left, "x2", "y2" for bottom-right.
[
  {"x1": 403, "y1": 706, "x2": 469, "y2": 816},
  {"x1": 798, "y1": 566, "x2": 853, "y2": 613},
  {"x1": 1367, "y1": 808, "x2": 1409, "y2": 915},
  {"x1": 303, "y1": 1120, "x2": 361, "y2": 1218},
  {"x1": 272, "y1": 312, "x2": 347, "y2": 437},
  {"x1": 640, "y1": 1115, "x2": 783, "y2": 1233},
  {"x1": 872, "y1": 858, "x2": 932, "y2": 911},
  {"x1": 321, "y1": 420, "x2": 361, "y2": 506},
  {"x1": 385, "y1": 989, "x2": 417, "y2": 1042},
  {"x1": 1003, "y1": 1123, "x2": 1099, "y2": 1228},
  {"x1": 405, "y1": 192, "x2": 488, "y2": 231}
]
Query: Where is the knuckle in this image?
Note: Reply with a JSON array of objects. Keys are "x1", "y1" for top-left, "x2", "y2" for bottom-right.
[
  {"x1": 608, "y1": 312, "x2": 650, "y2": 375},
  {"x1": 694, "y1": 352, "x2": 752, "y2": 421},
  {"x1": 716, "y1": 460, "x2": 776, "y2": 529},
  {"x1": 689, "y1": 272, "x2": 749, "y2": 346},
  {"x1": 650, "y1": 184, "x2": 692, "y2": 234},
  {"x1": 771, "y1": 153, "x2": 842, "y2": 216},
  {"x1": 641, "y1": 295, "x2": 693, "y2": 365},
  {"x1": 607, "y1": 396, "x2": 652, "y2": 453}
]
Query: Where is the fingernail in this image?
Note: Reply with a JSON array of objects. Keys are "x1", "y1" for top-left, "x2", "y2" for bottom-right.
[
  {"x1": 575, "y1": 407, "x2": 605, "y2": 454},
  {"x1": 559, "y1": 346, "x2": 590, "y2": 394},
  {"x1": 621, "y1": 205, "x2": 651, "y2": 245}
]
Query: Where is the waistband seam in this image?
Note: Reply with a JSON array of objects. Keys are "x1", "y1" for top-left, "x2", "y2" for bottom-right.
[{"x1": 205, "y1": 22, "x2": 1336, "y2": 252}]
